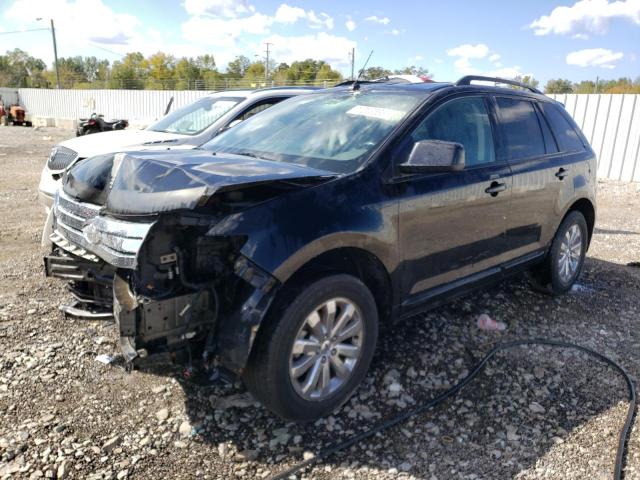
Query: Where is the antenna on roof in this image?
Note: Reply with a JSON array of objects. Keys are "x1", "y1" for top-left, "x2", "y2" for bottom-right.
[{"x1": 351, "y1": 50, "x2": 374, "y2": 92}]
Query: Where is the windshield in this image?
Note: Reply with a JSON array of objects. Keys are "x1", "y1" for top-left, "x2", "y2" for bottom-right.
[
  {"x1": 202, "y1": 91, "x2": 424, "y2": 174},
  {"x1": 147, "y1": 96, "x2": 244, "y2": 136}
]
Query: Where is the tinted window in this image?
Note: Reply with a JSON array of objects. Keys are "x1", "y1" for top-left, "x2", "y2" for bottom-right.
[
  {"x1": 496, "y1": 97, "x2": 545, "y2": 160},
  {"x1": 536, "y1": 104, "x2": 559, "y2": 154},
  {"x1": 410, "y1": 96, "x2": 495, "y2": 167},
  {"x1": 540, "y1": 103, "x2": 584, "y2": 152},
  {"x1": 237, "y1": 99, "x2": 283, "y2": 121}
]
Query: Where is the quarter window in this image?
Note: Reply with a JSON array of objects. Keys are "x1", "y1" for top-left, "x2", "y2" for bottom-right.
[
  {"x1": 409, "y1": 96, "x2": 496, "y2": 167},
  {"x1": 540, "y1": 103, "x2": 585, "y2": 152},
  {"x1": 496, "y1": 97, "x2": 546, "y2": 160}
]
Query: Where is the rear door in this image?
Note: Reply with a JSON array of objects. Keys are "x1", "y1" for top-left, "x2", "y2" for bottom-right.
[
  {"x1": 395, "y1": 94, "x2": 512, "y2": 303},
  {"x1": 494, "y1": 96, "x2": 586, "y2": 258}
]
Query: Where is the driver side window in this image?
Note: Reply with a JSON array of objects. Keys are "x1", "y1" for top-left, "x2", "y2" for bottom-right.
[{"x1": 410, "y1": 96, "x2": 496, "y2": 167}]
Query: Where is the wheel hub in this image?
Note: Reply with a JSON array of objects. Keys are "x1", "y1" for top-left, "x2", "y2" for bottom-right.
[
  {"x1": 558, "y1": 224, "x2": 582, "y2": 283},
  {"x1": 289, "y1": 298, "x2": 364, "y2": 401}
]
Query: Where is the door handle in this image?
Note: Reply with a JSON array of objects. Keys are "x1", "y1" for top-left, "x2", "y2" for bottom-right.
[
  {"x1": 555, "y1": 167, "x2": 569, "y2": 180},
  {"x1": 485, "y1": 181, "x2": 507, "y2": 196}
]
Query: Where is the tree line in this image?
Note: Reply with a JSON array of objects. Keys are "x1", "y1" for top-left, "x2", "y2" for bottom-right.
[
  {"x1": 0, "y1": 48, "x2": 346, "y2": 90},
  {"x1": 544, "y1": 77, "x2": 640, "y2": 94},
  {"x1": 1, "y1": 48, "x2": 638, "y2": 93}
]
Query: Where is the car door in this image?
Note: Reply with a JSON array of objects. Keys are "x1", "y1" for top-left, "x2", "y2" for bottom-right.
[
  {"x1": 494, "y1": 96, "x2": 585, "y2": 259},
  {"x1": 394, "y1": 94, "x2": 512, "y2": 304}
]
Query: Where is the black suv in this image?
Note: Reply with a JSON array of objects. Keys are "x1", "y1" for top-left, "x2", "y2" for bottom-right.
[{"x1": 45, "y1": 76, "x2": 596, "y2": 421}]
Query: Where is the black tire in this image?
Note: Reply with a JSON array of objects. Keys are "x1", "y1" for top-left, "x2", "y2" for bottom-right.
[
  {"x1": 244, "y1": 274, "x2": 379, "y2": 422},
  {"x1": 529, "y1": 211, "x2": 588, "y2": 295}
]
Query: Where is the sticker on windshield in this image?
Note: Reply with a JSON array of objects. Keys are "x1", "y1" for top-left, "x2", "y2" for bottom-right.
[{"x1": 346, "y1": 105, "x2": 405, "y2": 122}]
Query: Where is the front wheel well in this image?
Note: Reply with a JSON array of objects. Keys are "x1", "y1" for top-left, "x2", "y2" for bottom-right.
[
  {"x1": 275, "y1": 248, "x2": 393, "y2": 325},
  {"x1": 565, "y1": 198, "x2": 595, "y2": 247}
]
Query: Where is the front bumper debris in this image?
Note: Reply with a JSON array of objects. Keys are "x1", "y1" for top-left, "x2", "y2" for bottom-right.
[
  {"x1": 45, "y1": 248, "x2": 115, "y2": 319},
  {"x1": 45, "y1": 189, "x2": 281, "y2": 374}
]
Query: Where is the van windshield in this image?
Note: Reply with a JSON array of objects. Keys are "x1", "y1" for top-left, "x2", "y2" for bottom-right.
[
  {"x1": 147, "y1": 96, "x2": 244, "y2": 135},
  {"x1": 203, "y1": 91, "x2": 423, "y2": 174}
]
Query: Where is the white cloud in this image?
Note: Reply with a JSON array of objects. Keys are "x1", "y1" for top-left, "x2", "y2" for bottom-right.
[
  {"x1": 264, "y1": 32, "x2": 356, "y2": 68},
  {"x1": 446, "y1": 43, "x2": 528, "y2": 79},
  {"x1": 446, "y1": 43, "x2": 490, "y2": 59},
  {"x1": 566, "y1": 48, "x2": 624, "y2": 68},
  {"x1": 530, "y1": 0, "x2": 640, "y2": 37},
  {"x1": 408, "y1": 55, "x2": 424, "y2": 63},
  {"x1": 307, "y1": 11, "x2": 334, "y2": 29},
  {"x1": 5, "y1": 0, "x2": 141, "y2": 48},
  {"x1": 183, "y1": 0, "x2": 254, "y2": 18},
  {"x1": 390, "y1": 29, "x2": 400, "y2": 35},
  {"x1": 181, "y1": 13, "x2": 272, "y2": 48},
  {"x1": 272, "y1": 4, "x2": 333, "y2": 29},
  {"x1": 453, "y1": 57, "x2": 478, "y2": 75},
  {"x1": 364, "y1": 15, "x2": 390, "y2": 25},
  {"x1": 345, "y1": 17, "x2": 356, "y2": 31},
  {"x1": 274, "y1": 4, "x2": 306, "y2": 23}
]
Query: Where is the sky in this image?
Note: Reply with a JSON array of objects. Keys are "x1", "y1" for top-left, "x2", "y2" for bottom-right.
[{"x1": 0, "y1": 0, "x2": 639, "y2": 85}]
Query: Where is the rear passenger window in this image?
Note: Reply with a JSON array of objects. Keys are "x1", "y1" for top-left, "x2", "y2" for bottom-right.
[
  {"x1": 496, "y1": 97, "x2": 546, "y2": 160},
  {"x1": 540, "y1": 103, "x2": 585, "y2": 152},
  {"x1": 410, "y1": 96, "x2": 495, "y2": 167},
  {"x1": 536, "y1": 104, "x2": 559, "y2": 154}
]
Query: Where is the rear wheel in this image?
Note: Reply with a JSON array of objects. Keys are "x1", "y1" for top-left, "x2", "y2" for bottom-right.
[
  {"x1": 529, "y1": 211, "x2": 588, "y2": 295},
  {"x1": 244, "y1": 274, "x2": 378, "y2": 422}
]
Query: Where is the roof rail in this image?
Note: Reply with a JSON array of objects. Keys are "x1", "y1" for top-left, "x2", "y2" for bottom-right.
[{"x1": 455, "y1": 75, "x2": 542, "y2": 94}]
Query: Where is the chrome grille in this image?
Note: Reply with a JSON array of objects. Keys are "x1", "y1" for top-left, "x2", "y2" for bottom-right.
[
  {"x1": 51, "y1": 190, "x2": 153, "y2": 269},
  {"x1": 47, "y1": 146, "x2": 78, "y2": 171}
]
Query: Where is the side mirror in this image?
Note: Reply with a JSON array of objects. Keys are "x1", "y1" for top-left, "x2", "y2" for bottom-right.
[{"x1": 398, "y1": 140, "x2": 465, "y2": 174}]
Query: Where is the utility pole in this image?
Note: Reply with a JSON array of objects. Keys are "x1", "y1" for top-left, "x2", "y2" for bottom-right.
[
  {"x1": 350, "y1": 48, "x2": 355, "y2": 80},
  {"x1": 264, "y1": 42, "x2": 273, "y2": 83},
  {"x1": 50, "y1": 19, "x2": 61, "y2": 89},
  {"x1": 594, "y1": 76, "x2": 599, "y2": 94}
]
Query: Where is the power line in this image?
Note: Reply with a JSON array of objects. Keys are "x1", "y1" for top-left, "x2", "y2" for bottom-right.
[
  {"x1": 0, "y1": 28, "x2": 49, "y2": 35},
  {"x1": 88, "y1": 43, "x2": 126, "y2": 58}
]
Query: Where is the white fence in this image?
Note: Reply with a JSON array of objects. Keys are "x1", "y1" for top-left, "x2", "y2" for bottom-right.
[
  {"x1": 17, "y1": 88, "x2": 210, "y2": 126},
  {"x1": 549, "y1": 94, "x2": 640, "y2": 182},
  {"x1": 7, "y1": 89, "x2": 640, "y2": 182}
]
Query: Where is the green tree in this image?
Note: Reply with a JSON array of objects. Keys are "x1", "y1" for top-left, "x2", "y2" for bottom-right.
[
  {"x1": 512, "y1": 75, "x2": 539, "y2": 90},
  {"x1": 244, "y1": 61, "x2": 266, "y2": 83},
  {"x1": 0, "y1": 48, "x2": 48, "y2": 87},
  {"x1": 174, "y1": 57, "x2": 201, "y2": 90},
  {"x1": 195, "y1": 54, "x2": 216, "y2": 71},
  {"x1": 544, "y1": 78, "x2": 574, "y2": 94},
  {"x1": 361, "y1": 66, "x2": 392, "y2": 80},
  {"x1": 227, "y1": 55, "x2": 251, "y2": 77},
  {"x1": 315, "y1": 62, "x2": 342, "y2": 83},
  {"x1": 110, "y1": 52, "x2": 148, "y2": 89},
  {"x1": 393, "y1": 66, "x2": 431, "y2": 77},
  {"x1": 146, "y1": 52, "x2": 176, "y2": 89}
]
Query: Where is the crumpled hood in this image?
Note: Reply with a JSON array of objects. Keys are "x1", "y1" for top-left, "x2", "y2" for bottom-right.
[
  {"x1": 58, "y1": 129, "x2": 193, "y2": 158},
  {"x1": 63, "y1": 150, "x2": 334, "y2": 215}
]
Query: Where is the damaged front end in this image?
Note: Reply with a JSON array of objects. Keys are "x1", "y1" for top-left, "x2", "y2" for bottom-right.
[{"x1": 44, "y1": 151, "x2": 333, "y2": 373}]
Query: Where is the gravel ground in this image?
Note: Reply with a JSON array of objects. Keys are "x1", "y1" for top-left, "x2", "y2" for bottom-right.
[{"x1": 0, "y1": 126, "x2": 639, "y2": 480}]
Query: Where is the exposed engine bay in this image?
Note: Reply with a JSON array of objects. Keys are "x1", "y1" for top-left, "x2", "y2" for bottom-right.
[{"x1": 44, "y1": 151, "x2": 334, "y2": 374}]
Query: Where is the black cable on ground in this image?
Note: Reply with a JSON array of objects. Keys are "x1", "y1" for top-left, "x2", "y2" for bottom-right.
[{"x1": 270, "y1": 339, "x2": 636, "y2": 480}]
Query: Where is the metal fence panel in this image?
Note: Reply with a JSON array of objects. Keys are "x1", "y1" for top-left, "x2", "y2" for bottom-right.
[
  {"x1": 18, "y1": 88, "x2": 210, "y2": 125},
  {"x1": 549, "y1": 93, "x2": 640, "y2": 182}
]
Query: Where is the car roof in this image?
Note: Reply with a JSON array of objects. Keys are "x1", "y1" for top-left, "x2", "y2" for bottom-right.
[{"x1": 328, "y1": 80, "x2": 553, "y2": 103}]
